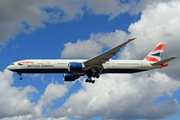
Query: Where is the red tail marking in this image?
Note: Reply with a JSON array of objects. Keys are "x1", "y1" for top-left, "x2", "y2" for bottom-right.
[
  {"x1": 152, "y1": 44, "x2": 165, "y2": 52},
  {"x1": 146, "y1": 56, "x2": 159, "y2": 62}
]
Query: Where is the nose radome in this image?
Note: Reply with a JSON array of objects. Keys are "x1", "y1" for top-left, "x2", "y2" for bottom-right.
[{"x1": 7, "y1": 65, "x2": 11, "y2": 70}]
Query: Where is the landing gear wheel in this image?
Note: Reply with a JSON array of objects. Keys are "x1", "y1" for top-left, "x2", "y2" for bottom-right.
[
  {"x1": 17, "y1": 72, "x2": 23, "y2": 80},
  {"x1": 92, "y1": 73, "x2": 100, "y2": 79},
  {"x1": 85, "y1": 79, "x2": 89, "y2": 83},
  {"x1": 92, "y1": 80, "x2": 95, "y2": 84},
  {"x1": 89, "y1": 80, "x2": 92, "y2": 83},
  {"x1": 85, "y1": 79, "x2": 95, "y2": 84}
]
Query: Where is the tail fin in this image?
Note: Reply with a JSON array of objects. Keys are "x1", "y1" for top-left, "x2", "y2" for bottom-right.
[{"x1": 143, "y1": 41, "x2": 166, "y2": 62}]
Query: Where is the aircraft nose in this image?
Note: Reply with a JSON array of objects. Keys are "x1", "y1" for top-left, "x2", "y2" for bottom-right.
[{"x1": 7, "y1": 65, "x2": 12, "y2": 70}]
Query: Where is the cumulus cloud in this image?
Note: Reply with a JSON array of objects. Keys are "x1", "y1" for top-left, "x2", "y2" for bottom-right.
[
  {"x1": 129, "y1": 0, "x2": 180, "y2": 14},
  {"x1": 30, "y1": 74, "x2": 47, "y2": 83},
  {"x1": 1, "y1": 0, "x2": 173, "y2": 45},
  {"x1": 48, "y1": 72, "x2": 180, "y2": 120},
  {"x1": 61, "y1": 30, "x2": 127, "y2": 58},
  {"x1": 120, "y1": 1, "x2": 180, "y2": 79},
  {"x1": 34, "y1": 81, "x2": 69, "y2": 118},
  {"x1": 122, "y1": 1, "x2": 180, "y2": 58},
  {"x1": 0, "y1": 0, "x2": 47, "y2": 44},
  {"x1": 0, "y1": 69, "x2": 70, "y2": 119},
  {"x1": 61, "y1": 39, "x2": 103, "y2": 59},
  {"x1": 0, "y1": 115, "x2": 70, "y2": 120},
  {"x1": 86, "y1": 0, "x2": 130, "y2": 20},
  {"x1": 0, "y1": 0, "x2": 133, "y2": 45},
  {"x1": 0, "y1": 0, "x2": 84, "y2": 44},
  {"x1": 0, "y1": 69, "x2": 38, "y2": 118}
]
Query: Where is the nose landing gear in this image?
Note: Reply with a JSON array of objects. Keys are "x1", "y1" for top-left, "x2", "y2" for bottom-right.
[{"x1": 17, "y1": 72, "x2": 23, "y2": 80}]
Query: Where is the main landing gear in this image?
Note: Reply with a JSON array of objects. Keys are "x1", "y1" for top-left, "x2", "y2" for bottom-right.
[
  {"x1": 85, "y1": 73, "x2": 100, "y2": 84},
  {"x1": 85, "y1": 79, "x2": 95, "y2": 84},
  {"x1": 17, "y1": 72, "x2": 23, "y2": 80}
]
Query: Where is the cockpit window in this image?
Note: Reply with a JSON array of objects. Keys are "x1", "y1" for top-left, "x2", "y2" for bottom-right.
[{"x1": 11, "y1": 63, "x2": 15, "y2": 65}]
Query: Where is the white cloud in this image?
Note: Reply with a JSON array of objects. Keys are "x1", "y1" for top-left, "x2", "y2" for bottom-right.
[
  {"x1": 30, "y1": 74, "x2": 47, "y2": 83},
  {"x1": 61, "y1": 30, "x2": 127, "y2": 58},
  {"x1": 0, "y1": 0, "x2": 48, "y2": 44},
  {"x1": 124, "y1": 1, "x2": 180, "y2": 57},
  {"x1": 86, "y1": 0, "x2": 130, "y2": 20},
  {"x1": 1, "y1": 0, "x2": 172, "y2": 45},
  {"x1": 91, "y1": 30, "x2": 127, "y2": 48},
  {"x1": 48, "y1": 72, "x2": 180, "y2": 120},
  {"x1": 34, "y1": 81, "x2": 69, "y2": 118},
  {"x1": 0, "y1": 115, "x2": 70, "y2": 120},
  {"x1": 0, "y1": 69, "x2": 70, "y2": 120},
  {"x1": 120, "y1": 1, "x2": 180, "y2": 79},
  {"x1": 0, "y1": 69, "x2": 70, "y2": 119},
  {"x1": 0, "y1": 69, "x2": 38, "y2": 118},
  {"x1": 61, "y1": 39, "x2": 103, "y2": 59},
  {"x1": 0, "y1": 0, "x2": 84, "y2": 44}
]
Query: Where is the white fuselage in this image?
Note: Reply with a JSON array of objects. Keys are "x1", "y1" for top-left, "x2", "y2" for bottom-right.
[{"x1": 7, "y1": 59, "x2": 159, "y2": 74}]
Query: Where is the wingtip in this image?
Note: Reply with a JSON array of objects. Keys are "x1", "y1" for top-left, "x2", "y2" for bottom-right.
[{"x1": 128, "y1": 38, "x2": 136, "y2": 42}]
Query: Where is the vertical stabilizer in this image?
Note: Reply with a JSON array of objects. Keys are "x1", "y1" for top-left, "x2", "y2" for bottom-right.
[{"x1": 143, "y1": 41, "x2": 166, "y2": 62}]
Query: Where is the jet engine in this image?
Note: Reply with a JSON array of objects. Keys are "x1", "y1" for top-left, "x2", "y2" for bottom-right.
[
  {"x1": 68, "y1": 62, "x2": 85, "y2": 72},
  {"x1": 63, "y1": 73, "x2": 79, "y2": 81}
]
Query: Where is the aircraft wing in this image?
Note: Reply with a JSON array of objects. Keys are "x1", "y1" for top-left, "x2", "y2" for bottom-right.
[{"x1": 83, "y1": 38, "x2": 136, "y2": 66}]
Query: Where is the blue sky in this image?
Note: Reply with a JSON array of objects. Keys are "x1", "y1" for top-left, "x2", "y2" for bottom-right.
[{"x1": 0, "y1": 0, "x2": 180, "y2": 120}]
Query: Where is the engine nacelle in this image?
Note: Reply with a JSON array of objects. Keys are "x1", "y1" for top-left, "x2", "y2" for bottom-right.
[
  {"x1": 63, "y1": 74, "x2": 79, "y2": 81},
  {"x1": 68, "y1": 62, "x2": 85, "y2": 72}
]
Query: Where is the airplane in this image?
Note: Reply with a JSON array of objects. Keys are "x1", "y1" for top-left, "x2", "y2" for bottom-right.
[{"x1": 7, "y1": 38, "x2": 177, "y2": 84}]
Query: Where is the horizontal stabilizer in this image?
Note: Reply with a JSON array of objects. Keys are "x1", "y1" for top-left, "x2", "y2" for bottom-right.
[{"x1": 151, "y1": 57, "x2": 177, "y2": 66}]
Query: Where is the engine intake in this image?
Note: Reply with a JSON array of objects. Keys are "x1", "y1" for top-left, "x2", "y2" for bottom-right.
[
  {"x1": 68, "y1": 62, "x2": 85, "y2": 72},
  {"x1": 63, "y1": 74, "x2": 79, "y2": 81}
]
